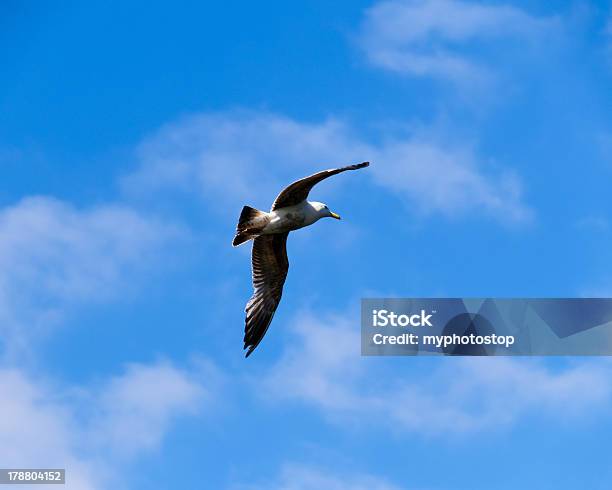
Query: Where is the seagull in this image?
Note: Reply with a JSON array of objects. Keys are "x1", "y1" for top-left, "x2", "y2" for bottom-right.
[{"x1": 232, "y1": 161, "x2": 370, "y2": 357}]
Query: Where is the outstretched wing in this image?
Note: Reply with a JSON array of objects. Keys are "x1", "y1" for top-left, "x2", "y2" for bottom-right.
[
  {"x1": 271, "y1": 161, "x2": 369, "y2": 210},
  {"x1": 244, "y1": 232, "x2": 289, "y2": 357}
]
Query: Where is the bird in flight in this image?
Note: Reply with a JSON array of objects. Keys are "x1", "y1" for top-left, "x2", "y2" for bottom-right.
[{"x1": 232, "y1": 161, "x2": 370, "y2": 357}]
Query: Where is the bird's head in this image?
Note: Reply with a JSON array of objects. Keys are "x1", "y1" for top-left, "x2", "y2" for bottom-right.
[{"x1": 311, "y1": 201, "x2": 341, "y2": 220}]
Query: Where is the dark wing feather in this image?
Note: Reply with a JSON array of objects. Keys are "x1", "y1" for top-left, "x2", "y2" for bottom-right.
[
  {"x1": 271, "y1": 161, "x2": 369, "y2": 210},
  {"x1": 244, "y1": 232, "x2": 289, "y2": 357}
]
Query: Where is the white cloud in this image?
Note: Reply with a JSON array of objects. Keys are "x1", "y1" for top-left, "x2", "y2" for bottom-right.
[
  {"x1": 0, "y1": 369, "x2": 104, "y2": 490},
  {"x1": 123, "y1": 111, "x2": 368, "y2": 212},
  {"x1": 0, "y1": 196, "x2": 183, "y2": 358},
  {"x1": 124, "y1": 111, "x2": 531, "y2": 224},
  {"x1": 0, "y1": 195, "x2": 218, "y2": 485},
  {"x1": 359, "y1": 0, "x2": 557, "y2": 83},
  {"x1": 88, "y1": 360, "x2": 211, "y2": 457},
  {"x1": 260, "y1": 310, "x2": 612, "y2": 435},
  {"x1": 231, "y1": 463, "x2": 403, "y2": 490},
  {"x1": 0, "y1": 360, "x2": 210, "y2": 490},
  {"x1": 373, "y1": 136, "x2": 531, "y2": 221}
]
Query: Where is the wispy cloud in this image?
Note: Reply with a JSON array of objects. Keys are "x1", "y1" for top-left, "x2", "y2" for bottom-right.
[
  {"x1": 359, "y1": 0, "x2": 558, "y2": 83},
  {"x1": 230, "y1": 463, "x2": 404, "y2": 490},
  {"x1": 87, "y1": 359, "x2": 216, "y2": 457},
  {"x1": 372, "y1": 134, "x2": 531, "y2": 221},
  {"x1": 123, "y1": 111, "x2": 367, "y2": 212},
  {"x1": 125, "y1": 111, "x2": 531, "y2": 224},
  {"x1": 0, "y1": 360, "x2": 212, "y2": 490},
  {"x1": 575, "y1": 215, "x2": 610, "y2": 233},
  {"x1": 605, "y1": 14, "x2": 612, "y2": 61},
  {"x1": 260, "y1": 309, "x2": 612, "y2": 435},
  {"x1": 0, "y1": 196, "x2": 183, "y2": 358}
]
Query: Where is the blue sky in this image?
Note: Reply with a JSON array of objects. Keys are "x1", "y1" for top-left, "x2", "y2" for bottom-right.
[{"x1": 2, "y1": 0, "x2": 612, "y2": 488}]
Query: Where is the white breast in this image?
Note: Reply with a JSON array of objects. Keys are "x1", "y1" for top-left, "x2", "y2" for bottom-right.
[{"x1": 262, "y1": 202, "x2": 320, "y2": 234}]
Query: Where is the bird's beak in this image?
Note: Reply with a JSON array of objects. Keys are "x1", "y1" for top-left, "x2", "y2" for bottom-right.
[{"x1": 330, "y1": 211, "x2": 341, "y2": 220}]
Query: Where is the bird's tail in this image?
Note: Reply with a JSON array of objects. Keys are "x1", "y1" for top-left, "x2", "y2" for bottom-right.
[
  {"x1": 232, "y1": 206, "x2": 268, "y2": 247},
  {"x1": 232, "y1": 232, "x2": 254, "y2": 247}
]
